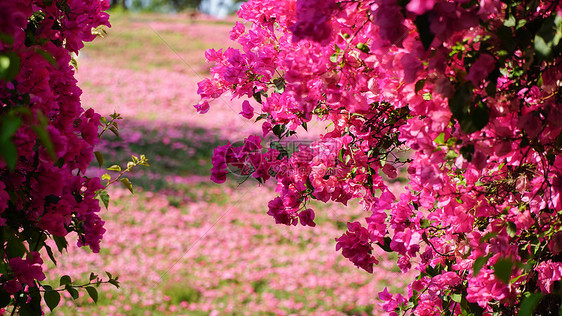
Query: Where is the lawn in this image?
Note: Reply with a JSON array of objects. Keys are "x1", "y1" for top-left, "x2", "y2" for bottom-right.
[{"x1": 43, "y1": 11, "x2": 412, "y2": 316}]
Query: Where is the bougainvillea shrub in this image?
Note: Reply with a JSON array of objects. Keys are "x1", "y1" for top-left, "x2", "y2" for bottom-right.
[
  {"x1": 196, "y1": 0, "x2": 562, "y2": 314},
  {"x1": 0, "y1": 0, "x2": 118, "y2": 313}
]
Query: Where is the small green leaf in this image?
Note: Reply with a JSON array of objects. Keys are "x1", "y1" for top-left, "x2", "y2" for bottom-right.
[
  {"x1": 120, "y1": 178, "x2": 134, "y2": 194},
  {"x1": 109, "y1": 126, "x2": 119, "y2": 136},
  {"x1": 0, "y1": 115, "x2": 21, "y2": 143},
  {"x1": 272, "y1": 77, "x2": 285, "y2": 94},
  {"x1": 0, "y1": 52, "x2": 21, "y2": 82},
  {"x1": 414, "y1": 13, "x2": 435, "y2": 50},
  {"x1": 60, "y1": 275, "x2": 72, "y2": 286},
  {"x1": 85, "y1": 286, "x2": 98, "y2": 303},
  {"x1": 90, "y1": 272, "x2": 98, "y2": 281},
  {"x1": 66, "y1": 286, "x2": 79, "y2": 300},
  {"x1": 272, "y1": 124, "x2": 286, "y2": 138},
  {"x1": 107, "y1": 165, "x2": 121, "y2": 172},
  {"x1": 451, "y1": 293, "x2": 462, "y2": 303},
  {"x1": 108, "y1": 279, "x2": 120, "y2": 288},
  {"x1": 493, "y1": 258, "x2": 514, "y2": 284},
  {"x1": 415, "y1": 79, "x2": 425, "y2": 94},
  {"x1": 94, "y1": 151, "x2": 103, "y2": 167},
  {"x1": 34, "y1": 48, "x2": 57, "y2": 66},
  {"x1": 44, "y1": 290, "x2": 61, "y2": 311},
  {"x1": 31, "y1": 117, "x2": 56, "y2": 161},
  {"x1": 0, "y1": 140, "x2": 17, "y2": 170},
  {"x1": 70, "y1": 56, "x2": 78, "y2": 70},
  {"x1": 0, "y1": 289, "x2": 11, "y2": 308},
  {"x1": 506, "y1": 222, "x2": 517, "y2": 238},
  {"x1": 6, "y1": 237, "x2": 27, "y2": 258},
  {"x1": 356, "y1": 43, "x2": 370, "y2": 53},
  {"x1": 0, "y1": 33, "x2": 14, "y2": 45},
  {"x1": 376, "y1": 237, "x2": 393, "y2": 252},
  {"x1": 518, "y1": 293, "x2": 544, "y2": 316},
  {"x1": 434, "y1": 133, "x2": 445, "y2": 145},
  {"x1": 96, "y1": 190, "x2": 110, "y2": 209},
  {"x1": 330, "y1": 53, "x2": 338, "y2": 63},
  {"x1": 45, "y1": 244, "x2": 57, "y2": 265},
  {"x1": 473, "y1": 255, "x2": 489, "y2": 277},
  {"x1": 53, "y1": 235, "x2": 68, "y2": 252},
  {"x1": 102, "y1": 173, "x2": 111, "y2": 182}
]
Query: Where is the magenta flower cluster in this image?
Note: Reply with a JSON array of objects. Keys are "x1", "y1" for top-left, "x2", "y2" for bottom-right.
[
  {"x1": 0, "y1": 0, "x2": 110, "y2": 312},
  {"x1": 197, "y1": 0, "x2": 562, "y2": 314}
]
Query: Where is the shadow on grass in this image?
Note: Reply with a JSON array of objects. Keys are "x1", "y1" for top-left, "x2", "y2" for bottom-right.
[{"x1": 94, "y1": 119, "x2": 227, "y2": 194}]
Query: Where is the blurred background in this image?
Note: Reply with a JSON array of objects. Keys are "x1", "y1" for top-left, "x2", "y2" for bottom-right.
[
  {"x1": 110, "y1": 0, "x2": 244, "y2": 18},
  {"x1": 43, "y1": 4, "x2": 412, "y2": 315}
]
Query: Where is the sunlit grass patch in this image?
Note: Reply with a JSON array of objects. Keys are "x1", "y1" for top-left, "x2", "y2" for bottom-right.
[{"x1": 83, "y1": 12, "x2": 234, "y2": 72}]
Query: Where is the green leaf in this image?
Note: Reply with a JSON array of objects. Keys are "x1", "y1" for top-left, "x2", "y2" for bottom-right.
[
  {"x1": 109, "y1": 126, "x2": 120, "y2": 137},
  {"x1": 94, "y1": 151, "x2": 103, "y2": 167},
  {"x1": 449, "y1": 84, "x2": 473, "y2": 118},
  {"x1": 22, "y1": 289, "x2": 42, "y2": 315},
  {"x1": 414, "y1": 13, "x2": 435, "y2": 50},
  {"x1": 53, "y1": 235, "x2": 68, "y2": 252},
  {"x1": 6, "y1": 237, "x2": 27, "y2": 258},
  {"x1": 460, "y1": 102, "x2": 490, "y2": 134},
  {"x1": 272, "y1": 124, "x2": 286, "y2": 138},
  {"x1": 253, "y1": 89, "x2": 263, "y2": 104},
  {"x1": 60, "y1": 275, "x2": 72, "y2": 286},
  {"x1": 376, "y1": 237, "x2": 393, "y2": 252},
  {"x1": 330, "y1": 53, "x2": 338, "y2": 63},
  {"x1": 96, "y1": 189, "x2": 110, "y2": 209},
  {"x1": 473, "y1": 255, "x2": 489, "y2": 277},
  {"x1": 493, "y1": 258, "x2": 514, "y2": 284},
  {"x1": 107, "y1": 165, "x2": 121, "y2": 172},
  {"x1": 108, "y1": 279, "x2": 120, "y2": 288},
  {"x1": 518, "y1": 293, "x2": 544, "y2": 316},
  {"x1": 0, "y1": 115, "x2": 21, "y2": 143},
  {"x1": 44, "y1": 290, "x2": 61, "y2": 311},
  {"x1": 451, "y1": 293, "x2": 462, "y2": 303},
  {"x1": 0, "y1": 33, "x2": 14, "y2": 45},
  {"x1": 34, "y1": 48, "x2": 57, "y2": 66},
  {"x1": 0, "y1": 52, "x2": 21, "y2": 82},
  {"x1": 45, "y1": 244, "x2": 57, "y2": 265},
  {"x1": 415, "y1": 79, "x2": 425, "y2": 94},
  {"x1": 120, "y1": 178, "x2": 134, "y2": 194},
  {"x1": 66, "y1": 286, "x2": 79, "y2": 300},
  {"x1": 506, "y1": 222, "x2": 517, "y2": 238},
  {"x1": 70, "y1": 56, "x2": 78, "y2": 70},
  {"x1": 31, "y1": 113, "x2": 56, "y2": 160},
  {"x1": 89, "y1": 272, "x2": 98, "y2": 281},
  {"x1": 272, "y1": 77, "x2": 285, "y2": 94},
  {"x1": 504, "y1": 15, "x2": 516, "y2": 27},
  {"x1": 102, "y1": 173, "x2": 111, "y2": 182},
  {"x1": 534, "y1": 14, "x2": 562, "y2": 60},
  {"x1": 0, "y1": 289, "x2": 11, "y2": 308},
  {"x1": 86, "y1": 286, "x2": 98, "y2": 303},
  {"x1": 434, "y1": 133, "x2": 445, "y2": 145},
  {"x1": 0, "y1": 140, "x2": 17, "y2": 170},
  {"x1": 356, "y1": 43, "x2": 370, "y2": 53}
]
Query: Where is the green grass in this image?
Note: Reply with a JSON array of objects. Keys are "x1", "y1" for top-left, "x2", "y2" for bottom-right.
[{"x1": 83, "y1": 11, "x2": 232, "y2": 71}]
